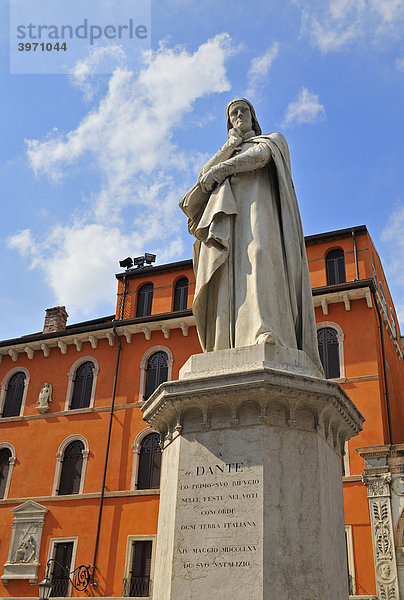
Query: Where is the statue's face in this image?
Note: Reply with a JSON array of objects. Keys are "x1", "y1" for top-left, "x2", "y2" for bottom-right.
[{"x1": 228, "y1": 101, "x2": 253, "y2": 134}]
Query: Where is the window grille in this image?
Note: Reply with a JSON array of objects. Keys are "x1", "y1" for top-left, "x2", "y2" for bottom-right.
[
  {"x1": 58, "y1": 441, "x2": 84, "y2": 495},
  {"x1": 0, "y1": 448, "x2": 11, "y2": 499},
  {"x1": 137, "y1": 433, "x2": 161, "y2": 490},
  {"x1": 144, "y1": 352, "x2": 168, "y2": 401},
  {"x1": 136, "y1": 284, "x2": 154, "y2": 318},
  {"x1": 317, "y1": 327, "x2": 340, "y2": 379},
  {"x1": 50, "y1": 541, "x2": 74, "y2": 597},
  {"x1": 326, "y1": 249, "x2": 346, "y2": 286},
  {"x1": 2, "y1": 372, "x2": 25, "y2": 417},
  {"x1": 173, "y1": 278, "x2": 189, "y2": 311},
  {"x1": 70, "y1": 362, "x2": 94, "y2": 409}
]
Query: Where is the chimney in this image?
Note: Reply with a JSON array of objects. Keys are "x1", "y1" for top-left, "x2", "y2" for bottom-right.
[{"x1": 43, "y1": 306, "x2": 69, "y2": 334}]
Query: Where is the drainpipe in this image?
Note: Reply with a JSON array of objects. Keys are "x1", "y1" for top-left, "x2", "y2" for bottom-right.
[
  {"x1": 370, "y1": 285, "x2": 393, "y2": 444},
  {"x1": 352, "y1": 230, "x2": 359, "y2": 280},
  {"x1": 91, "y1": 273, "x2": 128, "y2": 585}
]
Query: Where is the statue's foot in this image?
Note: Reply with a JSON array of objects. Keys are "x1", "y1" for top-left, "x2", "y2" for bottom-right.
[{"x1": 256, "y1": 332, "x2": 276, "y2": 345}]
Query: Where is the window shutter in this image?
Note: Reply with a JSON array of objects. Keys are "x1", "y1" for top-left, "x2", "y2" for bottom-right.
[
  {"x1": 137, "y1": 433, "x2": 161, "y2": 490},
  {"x1": 58, "y1": 440, "x2": 84, "y2": 495},
  {"x1": 317, "y1": 328, "x2": 340, "y2": 379},
  {"x1": 326, "y1": 250, "x2": 346, "y2": 286},
  {"x1": 144, "y1": 351, "x2": 168, "y2": 401},
  {"x1": 173, "y1": 278, "x2": 189, "y2": 311},
  {"x1": 2, "y1": 372, "x2": 26, "y2": 417},
  {"x1": 136, "y1": 284, "x2": 154, "y2": 317},
  {"x1": 70, "y1": 362, "x2": 94, "y2": 409}
]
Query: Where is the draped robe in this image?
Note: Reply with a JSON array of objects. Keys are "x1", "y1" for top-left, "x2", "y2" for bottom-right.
[{"x1": 180, "y1": 131, "x2": 323, "y2": 375}]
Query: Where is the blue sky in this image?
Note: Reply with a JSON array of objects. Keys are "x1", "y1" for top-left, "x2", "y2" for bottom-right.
[{"x1": 1, "y1": 0, "x2": 404, "y2": 340}]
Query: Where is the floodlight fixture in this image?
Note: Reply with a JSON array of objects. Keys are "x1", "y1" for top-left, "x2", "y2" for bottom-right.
[
  {"x1": 133, "y1": 256, "x2": 145, "y2": 268},
  {"x1": 144, "y1": 253, "x2": 156, "y2": 265},
  {"x1": 119, "y1": 257, "x2": 133, "y2": 270}
]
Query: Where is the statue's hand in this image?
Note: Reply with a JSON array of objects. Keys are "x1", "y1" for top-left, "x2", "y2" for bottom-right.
[
  {"x1": 228, "y1": 127, "x2": 243, "y2": 148},
  {"x1": 199, "y1": 165, "x2": 227, "y2": 193},
  {"x1": 199, "y1": 169, "x2": 216, "y2": 193}
]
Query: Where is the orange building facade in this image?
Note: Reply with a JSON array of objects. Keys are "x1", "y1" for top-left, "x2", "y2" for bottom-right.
[{"x1": 0, "y1": 225, "x2": 403, "y2": 599}]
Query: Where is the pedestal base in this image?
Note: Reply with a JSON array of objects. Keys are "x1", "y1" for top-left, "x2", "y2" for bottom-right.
[{"x1": 142, "y1": 345, "x2": 364, "y2": 600}]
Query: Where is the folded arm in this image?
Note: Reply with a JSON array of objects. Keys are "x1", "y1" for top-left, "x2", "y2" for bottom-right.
[{"x1": 199, "y1": 142, "x2": 271, "y2": 192}]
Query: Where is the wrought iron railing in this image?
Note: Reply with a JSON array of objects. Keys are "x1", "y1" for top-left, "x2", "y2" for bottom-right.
[
  {"x1": 50, "y1": 577, "x2": 70, "y2": 597},
  {"x1": 122, "y1": 576, "x2": 151, "y2": 597}
]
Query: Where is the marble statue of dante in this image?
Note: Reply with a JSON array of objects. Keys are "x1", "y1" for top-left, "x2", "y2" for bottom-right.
[{"x1": 180, "y1": 98, "x2": 323, "y2": 373}]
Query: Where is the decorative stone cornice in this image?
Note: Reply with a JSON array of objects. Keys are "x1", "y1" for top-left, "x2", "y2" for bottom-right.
[
  {"x1": 313, "y1": 286, "x2": 373, "y2": 316},
  {"x1": 0, "y1": 315, "x2": 195, "y2": 363},
  {"x1": 142, "y1": 346, "x2": 364, "y2": 453}
]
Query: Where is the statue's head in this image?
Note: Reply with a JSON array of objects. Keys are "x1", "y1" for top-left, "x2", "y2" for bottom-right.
[{"x1": 226, "y1": 98, "x2": 262, "y2": 137}]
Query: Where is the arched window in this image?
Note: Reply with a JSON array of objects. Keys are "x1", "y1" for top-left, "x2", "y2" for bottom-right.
[
  {"x1": 317, "y1": 327, "x2": 340, "y2": 379},
  {"x1": 58, "y1": 440, "x2": 85, "y2": 495},
  {"x1": 136, "y1": 283, "x2": 154, "y2": 318},
  {"x1": 145, "y1": 351, "x2": 168, "y2": 401},
  {"x1": 0, "y1": 448, "x2": 12, "y2": 499},
  {"x1": 69, "y1": 361, "x2": 94, "y2": 410},
  {"x1": 2, "y1": 372, "x2": 26, "y2": 417},
  {"x1": 137, "y1": 433, "x2": 161, "y2": 490},
  {"x1": 326, "y1": 249, "x2": 346, "y2": 286},
  {"x1": 173, "y1": 277, "x2": 189, "y2": 311}
]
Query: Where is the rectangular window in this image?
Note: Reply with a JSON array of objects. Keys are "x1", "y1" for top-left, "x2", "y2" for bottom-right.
[
  {"x1": 47, "y1": 537, "x2": 78, "y2": 598},
  {"x1": 50, "y1": 542, "x2": 74, "y2": 597},
  {"x1": 123, "y1": 536, "x2": 156, "y2": 598}
]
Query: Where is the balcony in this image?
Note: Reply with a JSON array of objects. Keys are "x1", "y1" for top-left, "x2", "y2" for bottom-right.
[{"x1": 122, "y1": 576, "x2": 151, "y2": 597}]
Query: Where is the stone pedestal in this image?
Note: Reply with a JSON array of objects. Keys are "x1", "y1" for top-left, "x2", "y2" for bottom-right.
[{"x1": 142, "y1": 345, "x2": 364, "y2": 600}]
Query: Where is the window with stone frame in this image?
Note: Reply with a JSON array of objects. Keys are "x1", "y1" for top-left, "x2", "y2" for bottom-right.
[
  {"x1": 2, "y1": 371, "x2": 26, "y2": 417},
  {"x1": 144, "y1": 351, "x2": 168, "y2": 401},
  {"x1": 326, "y1": 249, "x2": 346, "y2": 286},
  {"x1": 317, "y1": 327, "x2": 340, "y2": 379},
  {"x1": 137, "y1": 433, "x2": 161, "y2": 490},
  {"x1": 124, "y1": 540, "x2": 153, "y2": 597},
  {"x1": 69, "y1": 361, "x2": 94, "y2": 410},
  {"x1": 49, "y1": 541, "x2": 74, "y2": 597},
  {"x1": 173, "y1": 277, "x2": 189, "y2": 311},
  {"x1": 136, "y1": 283, "x2": 154, "y2": 318},
  {"x1": 57, "y1": 440, "x2": 85, "y2": 495},
  {"x1": 0, "y1": 447, "x2": 12, "y2": 498}
]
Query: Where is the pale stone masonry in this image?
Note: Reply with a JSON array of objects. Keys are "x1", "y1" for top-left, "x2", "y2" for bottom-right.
[{"x1": 143, "y1": 344, "x2": 364, "y2": 600}]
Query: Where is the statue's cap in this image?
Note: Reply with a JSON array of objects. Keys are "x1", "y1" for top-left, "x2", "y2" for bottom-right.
[{"x1": 226, "y1": 98, "x2": 262, "y2": 136}]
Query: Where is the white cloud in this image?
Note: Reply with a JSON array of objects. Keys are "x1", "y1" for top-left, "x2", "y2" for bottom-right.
[
  {"x1": 246, "y1": 42, "x2": 279, "y2": 99},
  {"x1": 69, "y1": 45, "x2": 127, "y2": 101},
  {"x1": 14, "y1": 34, "x2": 235, "y2": 318},
  {"x1": 297, "y1": 0, "x2": 404, "y2": 52},
  {"x1": 282, "y1": 87, "x2": 326, "y2": 127}
]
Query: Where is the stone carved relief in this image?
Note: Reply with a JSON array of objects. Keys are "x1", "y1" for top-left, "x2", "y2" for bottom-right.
[
  {"x1": 12, "y1": 534, "x2": 37, "y2": 563},
  {"x1": 36, "y1": 382, "x2": 52, "y2": 414},
  {"x1": 392, "y1": 476, "x2": 404, "y2": 497},
  {"x1": 1, "y1": 501, "x2": 47, "y2": 585},
  {"x1": 363, "y1": 475, "x2": 400, "y2": 600},
  {"x1": 364, "y1": 473, "x2": 392, "y2": 497}
]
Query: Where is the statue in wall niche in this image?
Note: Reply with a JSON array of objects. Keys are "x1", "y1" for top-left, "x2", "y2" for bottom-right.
[
  {"x1": 180, "y1": 98, "x2": 323, "y2": 372},
  {"x1": 13, "y1": 535, "x2": 37, "y2": 563},
  {"x1": 36, "y1": 382, "x2": 52, "y2": 414}
]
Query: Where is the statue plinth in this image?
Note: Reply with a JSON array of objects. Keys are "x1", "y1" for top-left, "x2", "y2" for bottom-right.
[{"x1": 142, "y1": 345, "x2": 364, "y2": 600}]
